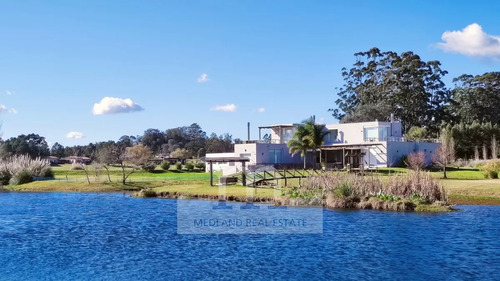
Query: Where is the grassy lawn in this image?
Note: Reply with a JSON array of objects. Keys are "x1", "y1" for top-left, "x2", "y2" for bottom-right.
[
  {"x1": 6, "y1": 165, "x2": 500, "y2": 205},
  {"x1": 50, "y1": 164, "x2": 218, "y2": 182},
  {"x1": 441, "y1": 179, "x2": 500, "y2": 205}
]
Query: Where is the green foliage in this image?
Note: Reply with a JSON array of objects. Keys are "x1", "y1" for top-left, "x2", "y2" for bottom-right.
[
  {"x1": 0, "y1": 171, "x2": 11, "y2": 185},
  {"x1": 330, "y1": 48, "x2": 450, "y2": 132},
  {"x1": 142, "y1": 162, "x2": 157, "y2": 173},
  {"x1": 175, "y1": 162, "x2": 182, "y2": 170},
  {"x1": 9, "y1": 170, "x2": 33, "y2": 185},
  {"x1": 195, "y1": 162, "x2": 205, "y2": 170},
  {"x1": 0, "y1": 133, "x2": 50, "y2": 158},
  {"x1": 335, "y1": 181, "x2": 353, "y2": 198},
  {"x1": 376, "y1": 191, "x2": 400, "y2": 202},
  {"x1": 184, "y1": 163, "x2": 194, "y2": 171},
  {"x1": 482, "y1": 159, "x2": 500, "y2": 179},
  {"x1": 43, "y1": 168, "x2": 54, "y2": 178},
  {"x1": 451, "y1": 72, "x2": 500, "y2": 124},
  {"x1": 406, "y1": 126, "x2": 427, "y2": 140},
  {"x1": 160, "y1": 161, "x2": 170, "y2": 171}
]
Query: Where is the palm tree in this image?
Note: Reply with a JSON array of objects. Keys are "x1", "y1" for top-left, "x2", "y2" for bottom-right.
[
  {"x1": 287, "y1": 117, "x2": 328, "y2": 169},
  {"x1": 287, "y1": 124, "x2": 310, "y2": 169},
  {"x1": 304, "y1": 119, "x2": 328, "y2": 168}
]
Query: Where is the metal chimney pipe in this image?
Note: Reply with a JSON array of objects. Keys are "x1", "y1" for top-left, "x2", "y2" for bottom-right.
[{"x1": 247, "y1": 122, "x2": 250, "y2": 141}]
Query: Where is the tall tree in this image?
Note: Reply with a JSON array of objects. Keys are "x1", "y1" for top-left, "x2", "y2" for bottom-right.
[
  {"x1": 451, "y1": 72, "x2": 500, "y2": 124},
  {"x1": 330, "y1": 48, "x2": 450, "y2": 133},
  {"x1": 141, "y1": 129, "x2": 166, "y2": 155},
  {"x1": 0, "y1": 134, "x2": 50, "y2": 158},
  {"x1": 50, "y1": 142, "x2": 65, "y2": 158}
]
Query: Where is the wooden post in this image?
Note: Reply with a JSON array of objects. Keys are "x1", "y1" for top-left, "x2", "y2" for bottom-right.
[
  {"x1": 209, "y1": 161, "x2": 213, "y2": 186},
  {"x1": 242, "y1": 161, "x2": 246, "y2": 186}
]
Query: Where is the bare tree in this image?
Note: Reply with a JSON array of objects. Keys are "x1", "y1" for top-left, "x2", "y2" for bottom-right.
[
  {"x1": 492, "y1": 136, "x2": 498, "y2": 159},
  {"x1": 405, "y1": 152, "x2": 426, "y2": 171},
  {"x1": 120, "y1": 145, "x2": 152, "y2": 184},
  {"x1": 482, "y1": 144, "x2": 488, "y2": 160},
  {"x1": 433, "y1": 128, "x2": 455, "y2": 179}
]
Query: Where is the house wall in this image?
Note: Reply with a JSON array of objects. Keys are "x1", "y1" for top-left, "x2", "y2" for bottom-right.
[
  {"x1": 386, "y1": 142, "x2": 440, "y2": 167},
  {"x1": 324, "y1": 121, "x2": 402, "y2": 145},
  {"x1": 205, "y1": 153, "x2": 235, "y2": 173}
]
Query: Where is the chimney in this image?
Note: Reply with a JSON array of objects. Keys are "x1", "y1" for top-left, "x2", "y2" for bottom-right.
[{"x1": 247, "y1": 122, "x2": 250, "y2": 141}]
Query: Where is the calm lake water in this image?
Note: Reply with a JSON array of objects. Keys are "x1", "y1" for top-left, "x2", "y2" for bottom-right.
[{"x1": 0, "y1": 192, "x2": 499, "y2": 281}]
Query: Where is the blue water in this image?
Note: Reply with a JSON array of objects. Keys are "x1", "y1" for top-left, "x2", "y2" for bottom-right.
[{"x1": 0, "y1": 193, "x2": 499, "y2": 281}]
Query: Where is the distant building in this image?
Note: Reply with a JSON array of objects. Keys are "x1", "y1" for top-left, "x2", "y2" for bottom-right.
[{"x1": 60, "y1": 156, "x2": 92, "y2": 165}]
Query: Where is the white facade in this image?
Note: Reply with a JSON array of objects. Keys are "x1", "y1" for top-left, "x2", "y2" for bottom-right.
[{"x1": 207, "y1": 120, "x2": 440, "y2": 174}]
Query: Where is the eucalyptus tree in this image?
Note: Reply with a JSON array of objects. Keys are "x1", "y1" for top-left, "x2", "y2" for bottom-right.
[{"x1": 331, "y1": 47, "x2": 450, "y2": 133}]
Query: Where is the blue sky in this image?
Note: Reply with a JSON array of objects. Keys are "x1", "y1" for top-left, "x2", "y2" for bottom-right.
[{"x1": 1, "y1": 0, "x2": 499, "y2": 147}]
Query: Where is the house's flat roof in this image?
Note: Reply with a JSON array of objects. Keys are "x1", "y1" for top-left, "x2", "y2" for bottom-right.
[
  {"x1": 258, "y1": 124, "x2": 294, "y2": 129},
  {"x1": 204, "y1": 157, "x2": 250, "y2": 163}
]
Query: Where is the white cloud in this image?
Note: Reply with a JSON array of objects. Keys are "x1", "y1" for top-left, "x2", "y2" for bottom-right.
[
  {"x1": 210, "y1": 104, "x2": 237, "y2": 112},
  {"x1": 93, "y1": 97, "x2": 143, "y2": 115},
  {"x1": 197, "y1": 73, "x2": 210, "y2": 83},
  {"x1": 437, "y1": 23, "x2": 500, "y2": 58},
  {"x1": 257, "y1": 107, "x2": 266, "y2": 113},
  {"x1": 66, "y1": 131, "x2": 85, "y2": 139},
  {"x1": 0, "y1": 104, "x2": 18, "y2": 114},
  {"x1": 5, "y1": 90, "x2": 14, "y2": 95}
]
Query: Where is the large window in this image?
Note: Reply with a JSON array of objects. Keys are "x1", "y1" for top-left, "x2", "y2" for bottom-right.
[
  {"x1": 325, "y1": 129, "x2": 339, "y2": 143},
  {"x1": 364, "y1": 127, "x2": 389, "y2": 141},
  {"x1": 269, "y1": 149, "x2": 282, "y2": 164},
  {"x1": 282, "y1": 128, "x2": 293, "y2": 143}
]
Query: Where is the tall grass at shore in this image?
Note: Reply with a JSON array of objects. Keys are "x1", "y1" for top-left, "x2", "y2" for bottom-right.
[
  {"x1": 0, "y1": 155, "x2": 52, "y2": 185},
  {"x1": 285, "y1": 171, "x2": 451, "y2": 211}
]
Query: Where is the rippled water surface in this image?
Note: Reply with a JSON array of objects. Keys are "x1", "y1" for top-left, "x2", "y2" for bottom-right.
[{"x1": 0, "y1": 192, "x2": 499, "y2": 281}]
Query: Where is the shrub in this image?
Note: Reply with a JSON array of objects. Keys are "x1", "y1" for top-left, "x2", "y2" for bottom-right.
[
  {"x1": 405, "y1": 152, "x2": 426, "y2": 171},
  {"x1": 184, "y1": 163, "x2": 194, "y2": 171},
  {"x1": 70, "y1": 162, "x2": 84, "y2": 170},
  {"x1": 9, "y1": 169, "x2": 33, "y2": 185},
  {"x1": 483, "y1": 170, "x2": 499, "y2": 179},
  {"x1": 195, "y1": 162, "x2": 205, "y2": 170},
  {"x1": 175, "y1": 162, "x2": 182, "y2": 170},
  {"x1": 335, "y1": 181, "x2": 353, "y2": 198},
  {"x1": 160, "y1": 161, "x2": 170, "y2": 171},
  {"x1": 482, "y1": 159, "x2": 500, "y2": 179},
  {"x1": 142, "y1": 162, "x2": 157, "y2": 173},
  {"x1": 0, "y1": 171, "x2": 11, "y2": 185},
  {"x1": 43, "y1": 168, "x2": 54, "y2": 178},
  {"x1": 400, "y1": 155, "x2": 408, "y2": 167}
]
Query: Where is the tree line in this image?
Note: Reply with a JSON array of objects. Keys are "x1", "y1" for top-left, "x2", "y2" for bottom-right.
[
  {"x1": 0, "y1": 123, "x2": 235, "y2": 161},
  {"x1": 332, "y1": 47, "x2": 500, "y2": 159}
]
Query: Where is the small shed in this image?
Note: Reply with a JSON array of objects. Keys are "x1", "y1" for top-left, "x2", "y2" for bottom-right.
[{"x1": 204, "y1": 157, "x2": 250, "y2": 186}]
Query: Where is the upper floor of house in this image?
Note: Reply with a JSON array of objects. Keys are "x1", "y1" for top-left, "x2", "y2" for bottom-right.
[{"x1": 254, "y1": 120, "x2": 404, "y2": 146}]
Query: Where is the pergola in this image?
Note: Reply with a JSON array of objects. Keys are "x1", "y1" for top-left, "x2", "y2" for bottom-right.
[{"x1": 204, "y1": 157, "x2": 250, "y2": 186}]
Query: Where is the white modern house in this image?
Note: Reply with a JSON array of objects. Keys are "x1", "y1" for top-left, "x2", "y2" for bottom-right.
[{"x1": 206, "y1": 120, "x2": 440, "y2": 175}]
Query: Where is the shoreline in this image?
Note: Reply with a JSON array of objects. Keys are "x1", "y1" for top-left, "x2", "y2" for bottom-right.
[{"x1": 4, "y1": 180, "x2": 500, "y2": 207}]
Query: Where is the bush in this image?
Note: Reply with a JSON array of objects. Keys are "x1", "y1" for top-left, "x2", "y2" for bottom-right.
[
  {"x1": 185, "y1": 163, "x2": 194, "y2": 171},
  {"x1": 175, "y1": 162, "x2": 182, "y2": 170},
  {"x1": 195, "y1": 162, "x2": 205, "y2": 170},
  {"x1": 0, "y1": 171, "x2": 11, "y2": 185},
  {"x1": 142, "y1": 162, "x2": 157, "y2": 173},
  {"x1": 160, "y1": 161, "x2": 170, "y2": 171},
  {"x1": 400, "y1": 155, "x2": 408, "y2": 167},
  {"x1": 482, "y1": 159, "x2": 500, "y2": 179},
  {"x1": 483, "y1": 170, "x2": 499, "y2": 179},
  {"x1": 405, "y1": 152, "x2": 426, "y2": 171},
  {"x1": 9, "y1": 170, "x2": 33, "y2": 185},
  {"x1": 70, "y1": 162, "x2": 84, "y2": 170},
  {"x1": 43, "y1": 168, "x2": 54, "y2": 178}
]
